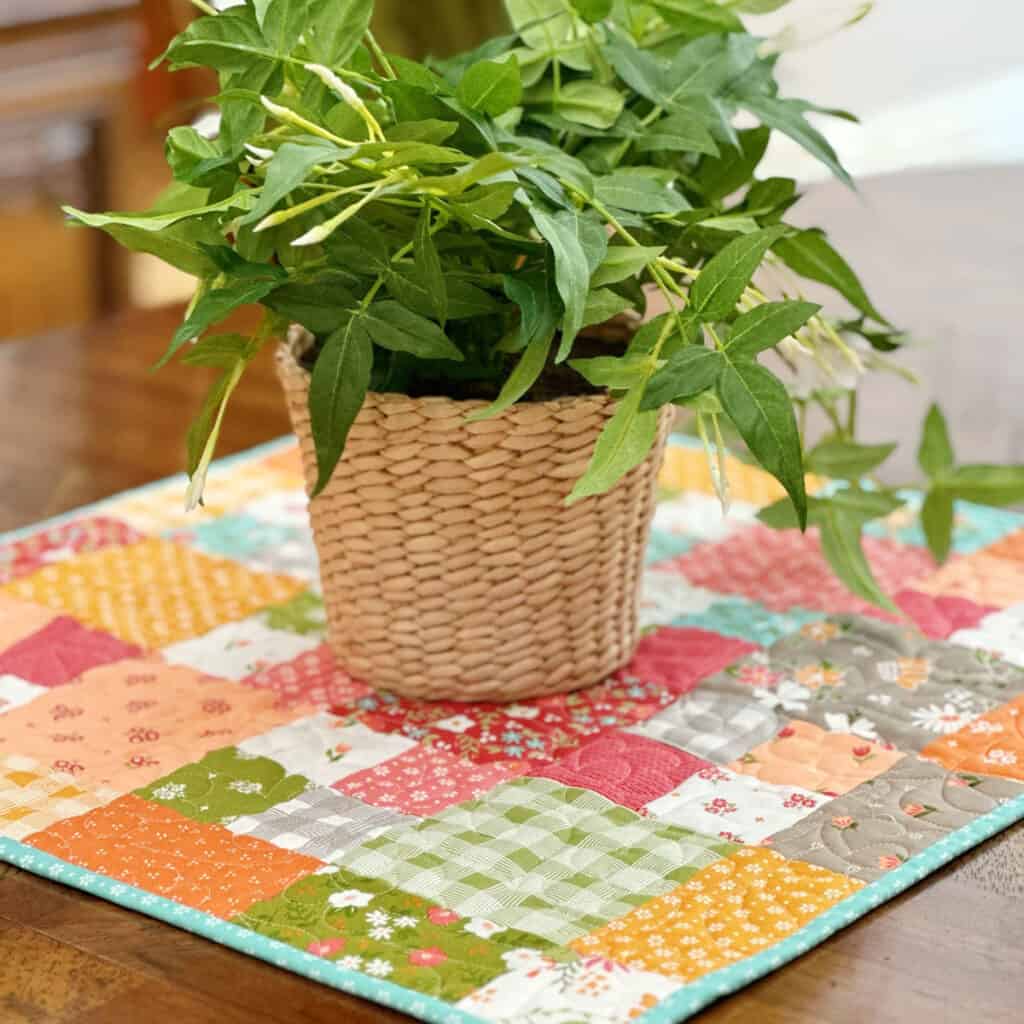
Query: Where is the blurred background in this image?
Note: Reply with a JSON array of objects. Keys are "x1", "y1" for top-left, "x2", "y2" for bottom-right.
[{"x1": 0, "y1": 0, "x2": 1021, "y2": 525}]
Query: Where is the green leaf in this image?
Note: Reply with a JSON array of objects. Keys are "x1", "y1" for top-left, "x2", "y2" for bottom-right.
[
  {"x1": 260, "y1": 0, "x2": 305, "y2": 54},
  {"x1": 732, "y1": 0, "x2": 791, "y2": 11},
  {"x1": 386, "y1": 119, "x2": 459, "y2": 144},
  {"x1": 570, "y1": 0, "x2": 613, "y2": 22},
  {"x1": 265, "y1": 273, "x2": 360, "y2": 334},
  {"x1": 725, "y1": 300, "x2": 820, "y2": 358},
  {"x1": 446, "y1": 280, "x2": 502, "y2": 318},
  {"x1": 362, "y1": 302, "x2": 463, "y2": 361},
  {"x1": 581, "y1": 288, "x2": 634, "y2": 328},
  {"x1": 921, "y1": 488, "x2": 954, "y2": 564},
  {"x1": 63, "y1": 191, "x2": 258, "y2": 234},
  {"x1": 818, "y1": 506, "x2": 897, "y2": 612},
  {"x1": 773, "y1": 230, "x2": 888, "y2": 324},
  {"x1": 505, "y1": 0, "x2": 574, "y2": 51},
  {"x1": 165, "y1": 126, "x2": 221, "y2": 184},
  {"x1": 457, "y1": 56, "x2": 523, "y2": 117},
  {"x1": 635, "y1": 110, "x2": 718, "y2": 156},
  {"x1": 591, "y1": 244, "x2": 665, "y2": 288},
  {"x1": 717, "y1": 357, "x2": 807, "y2": 528},
  {"x1": 641, "y1": 346, "x2": 723, "y2": 410},
  {"x1": 415, "y1": 207, "x2": 447, "y2": 324},
  {"x1": 594, "y1": 172, "x2": 690, "y2": 214},
  {"x1": 415, "y1": 152, "x2": 521, "y2": 195},
  {"x1": 240, "y1": 142, "x2": 345, "y2": 227},
  {"x1": 570, "y1": 353, "x2": 651, "y2": 389},
  {"x1": 806, "y1": 439, "x2": 898, "y2": 480},
  {"x1": 828, "y1": 487, "x2": 905, "y2": 522},
  {"x1": 309, "y1": 314, "x2": 373, "y2": 495},
  {"x1": 306, "y1": 0, "x2": 373, "y2": 64},
  {"x1": 530, "y1": 207, "x2": 591, "y2": 361},
  {"x1": 161, "y1": 7, "x2": 269, "y2": 72},
  {"x1": 180, "y1": 333, "x2": 255, "y2": 369},
  {"x1": 695, "y1": 126, "x2": 770, "y2": 201},
  {"x1": 649, "y1": 0, "x2": 744, "y2": 34},
  {"x1": 690, "y1": 226, "x2": 788, "y2": 321},
  {"x1": 943, "y1": 465, "x2": 1024, "y2": 507},
  {"x1": 917, "y1": 403, "x2": 955, "y2": 480},
  {"x1": 568, "y1": 384, "x2": 661, "y2": 503},
  {"x1": 552, "y1": 81, "x2": 625, "y2": 129},
  {"x1": 186, "y1": 369, "x2": 234, "y2": 479}
]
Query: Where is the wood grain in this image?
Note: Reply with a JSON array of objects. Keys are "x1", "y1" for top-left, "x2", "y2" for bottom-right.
[{"x1": 1, "y1": 166, "x2": 1023, "y2": 1022}]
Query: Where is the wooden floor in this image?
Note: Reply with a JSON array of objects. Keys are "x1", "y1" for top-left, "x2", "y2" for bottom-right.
[{"x1": 1, "y1": 165, "x2": 1023, "y2": 1022}]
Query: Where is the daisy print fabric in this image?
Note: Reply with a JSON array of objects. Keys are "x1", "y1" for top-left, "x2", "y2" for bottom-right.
[{"x1": 2, "y1": 436, "x2": 1024, "y2": 1024}]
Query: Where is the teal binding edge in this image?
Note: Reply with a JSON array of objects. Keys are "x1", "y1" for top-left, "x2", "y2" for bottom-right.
[{"x1": 3, "y1": 791, "x2": 1023, "y2": 1024}]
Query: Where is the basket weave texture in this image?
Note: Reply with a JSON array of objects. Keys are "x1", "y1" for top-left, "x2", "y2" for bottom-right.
[{"x1": 276, "y1": 327, "x2": 673, "y2": 702}]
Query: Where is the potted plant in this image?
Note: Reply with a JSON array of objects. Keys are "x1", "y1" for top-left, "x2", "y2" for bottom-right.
[{"x1": 67, "y1": 0, "x2": 1024, "y2": 701}]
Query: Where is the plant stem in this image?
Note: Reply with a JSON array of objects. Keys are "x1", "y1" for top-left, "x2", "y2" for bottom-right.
[
  {"x1": 364, "y1": 30, "x2": 397, "y2": 79},
  {"x1": 189, "y1": 0, "x2": 217, "y2": 15}
]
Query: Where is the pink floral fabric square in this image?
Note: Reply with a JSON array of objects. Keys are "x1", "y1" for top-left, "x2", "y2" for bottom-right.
[
  {"x1": 620, "y1": 626, "x2": 757, "y2": 695},
  {"x1": 242, "y1": 644, "x2": 372, "y2": 710},
  {"x1": 0, "y1": 617, "x2": 142, "y2": 687},
  {"x1": 336, "y1": 744, "x2": 528, "y2": 816},
  {"x1": 529, "y1": 731, "x2": 712, "y2": 811},
  {"x1": 890, "y1": 589, "x2": 995, "y2": 640}
]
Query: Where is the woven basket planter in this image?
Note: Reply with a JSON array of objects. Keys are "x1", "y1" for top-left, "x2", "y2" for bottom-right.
[{"x1": 276, "y1": 326, "x2": 673, "y2": 702}]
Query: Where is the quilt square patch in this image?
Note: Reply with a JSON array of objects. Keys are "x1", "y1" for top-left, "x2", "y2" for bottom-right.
[
  {"x1": 166, "y1": 513, "x2": 300, "y2": 564},
  {"x1": 894, "y1": 589, "x2": 996, "y2": 640},
  {"x1": 672, "y1": 597, "x2": 826, "y2": 648},
  {"x1": 950, "y1": 604, "x2": 1024, "y2": 668},
  {"x1": 227, "y1": 786, "x2": 413, "y2": 860},
  {"x1": 0, "y1": 595, "x2": 58, "y2": 651},
  {"x1": 341, "y1": 777, "x2": 737, "y2": 944},
  {"x1": 638, "y1": 569, "x2": 718, "y2": 629},
  {"x1": 0, "y1": 674, "x2": 46, "y2": 714},
  {"x1": 619, "y1": 626, "x2": 757, "y2": 696},
  {"x1": 0, "y1": 754, "x2": 119, "y2": 841},
  {"x1": 645, "y1": 764, "x2": 824, "y2": 844},
  {"x1": 629, "y1": 689, "x2": 782, "y2": 765},
  {"x1": 528, "y1": 731, "x2": 711, "y2": 811},
  {"x1": 261, "y1": 591, "x2": 327, "y2": 638},
  {"x1": 242, "y1": 644, "x2": 371, "y2": 710},
  {"x1": 336, "y1": 744, "x2": 527, "y2": 817},
  {"x1": 238, "y1": 487, "x2": 310, "y2": 528},
  {"x1": 0, "y1": 516, "x2": 143, "y2": 586},
  {"x1": 239, "y1": 713, "x2": 417, "y2": 788},
  {"x1": 0, "y1": 658, "x2": 304, "y2": 788},
  {"x1": 768, "y1": 756, "x2": 1024, "y2": 881},
  {"x1": 0, "y1": 616, "x2": 141, "y2": 687},
  {"x1": 920, "y1": 695, "x2": 1024, "y2": 781},
  {"x1": 915, "y1": 551, "x2": 1024, "y2": 609},
  {"x1": 652, "y1": 491, "x2": 759, "y2": 547},
  {"x1": 457, "y1": 955, "x2": 682, "y2": 1022},
  {"x1": 709, "y1": 616, "x2": 1024, "y2": 751},
  {"x1": 162, "y1": 617, "x2": 322, "y2": 681},
  {"x1": 570, "y1": 846, "x2": 862, "y2": 982},
  {"x1": 728, "y1": 720, "x2": 905, "y2": 796},
  {"x1": 233, "y1": 865, "x2": 561, "y2": 1001},
  {"x1": 135, "y1": 746, "x2": 311, "y2": 824},
  {"x1": 1, "y1": 539, "x2": 306, "y2": 648},
  {"x1": 355, "y1": 678, "x2": 674, "y2": 766},
  {"x1": 24, "y1": 794, "x2": 319, "y2": 918}
]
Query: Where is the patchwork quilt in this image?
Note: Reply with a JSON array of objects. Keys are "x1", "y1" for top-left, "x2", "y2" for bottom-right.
[{"x1": 2, "y1": 436, "x2": 1024, "y2": 1024}]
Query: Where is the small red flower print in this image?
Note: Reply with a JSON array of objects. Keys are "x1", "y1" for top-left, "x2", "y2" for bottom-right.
[
  {"x1": 777, "y1": 725, "x2": 795, "y2": 739},
  {"x1": 51, "y1": 733, "x2": 83, "y2": 743},
  {"x1": 52, "y1": 759, "x2": 84, "y2": 775},
  {"x1": 128, "y1": 755, "x2": 159, "y2": 768},
  {"x1": 307, "y1": 938, "x2": 346, "y2": 957},
  {"x1": 783, "y1": 793, "x2": 818, "y2": 809},
  {"x1": 51, "y1": 705, "x2": 84, "y2": 721},
  {"x1": 851, "y1": 745, "x2": 873, "y2": 760},
  {"x1": 831, "y1": 816, "x2": 855, "y2": 830},
  {"x1": 903, "y1": 803, "x2": 926, "y2": 817},
  {"x1": 719, "y1": 830, "x2": 742, "y2": 842},
  {"x1": 426, "y1": 907, "x2": 460, "y2": 926},
  {"x1": 126, "y1": 700, "x2": 157, "y2": 713},
  {"x1": 736, "y1": 664, "x2": 781, "y2": 688},
  {"x1": 202, "y1": 699, "x2": 232, "y2": 715},
  {"x1": 408, "y1": 947, "x2": 448, "y2": 967},
  {"x1": 878, "y1": 854, "x2": 904, "y2": 870},
  {"x1": 125, "y1": 673, "x2": 158, "y2": 686},
  {"x1": 704, "y1": 798, "x2": 738, "y2": 816},
  {"x1": 696, "y1": 766, "x2": 731, "y2": 783},
  {"x1": 127, "y1": 726, "x2": 160, "y2": 743}
]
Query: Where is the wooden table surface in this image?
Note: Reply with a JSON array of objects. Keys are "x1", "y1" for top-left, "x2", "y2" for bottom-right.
[{"x1": 2, "y1": 166, "x2": 1023, "y2": 1022}]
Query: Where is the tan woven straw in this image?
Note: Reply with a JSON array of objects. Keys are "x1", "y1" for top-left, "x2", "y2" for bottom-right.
[{"x1": 276, "y1": 326, "x2": 673, "y2": 702}]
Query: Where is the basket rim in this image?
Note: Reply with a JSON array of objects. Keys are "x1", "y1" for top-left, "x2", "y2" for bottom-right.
[{"x1": 276, "y1": 323, "x2": 632, "y2": 415}]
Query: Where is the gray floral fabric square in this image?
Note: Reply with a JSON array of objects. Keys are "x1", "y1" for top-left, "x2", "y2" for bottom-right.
[
  {"x1": 704, "y1": 616, "x2": 1024, "y2": 751},
  {"x1": 629, "y1": 689, "x2": 782, "y2": 764},
  {"x1": 768, "y1": 756, "x2": 1024, "y2": 882}
]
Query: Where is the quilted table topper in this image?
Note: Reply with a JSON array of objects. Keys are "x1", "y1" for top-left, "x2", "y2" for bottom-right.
[{"x1": 2, "y1": 436, "x2": 1024, "y2": 1024}]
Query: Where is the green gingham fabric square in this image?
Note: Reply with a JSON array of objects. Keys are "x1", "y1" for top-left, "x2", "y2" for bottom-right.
[{"x1": 339, "y1": 777, "x2": 737, "y2": 944}]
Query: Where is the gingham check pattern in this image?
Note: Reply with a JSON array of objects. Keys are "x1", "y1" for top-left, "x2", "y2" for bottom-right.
[
  {"x1": 629, "y1": 689, "x2": 782, "y2": 764},
  {"x1": 227, "y1": 785, "x2": 411, "y2": 861},
  {"x1": 340, "y1": 777, "x2": 736, "y2": 943}
]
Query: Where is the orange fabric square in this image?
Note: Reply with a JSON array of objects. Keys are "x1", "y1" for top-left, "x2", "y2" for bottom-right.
[
  {"x1": 0, "y1": 657, "x2": 308, "y2": 788},
  {"x1": 1, "y1": 538, "x2": 305, "y2": 647},
  {"x1": 729, "y1": 720, "x2": 906, "y2": 796},
  {"x1": 260, "y1": 444, "x2": 304, "y2": 480},
  {"x1": 25, "y1": 794, "x2": 319, "y2": 918},
  {"x1": 921, "y1": 695, "x2": 1024, "y2": 781},
  {"x1": 570, "y1": 846, "x2": 862, "y2": 982},
  {"x1": 913, "y1": 552, "x2": 1024, "y2": 609},
  {"x1": 0, "y1": 594, "x2": 58, "y2": 652},
  {"x1": 982, "y1": 529, "x2": 1024, "y2": 565}
]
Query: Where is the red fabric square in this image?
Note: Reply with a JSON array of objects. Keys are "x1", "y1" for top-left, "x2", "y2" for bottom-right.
[
  {"x1": 242, "y1": 644, "x2": 372, "y2": 710},
  {"x1": 335, "y1": 744, "x2": 528, "y2": 816},
  {"x1": 353, "y1": 677, "x2": 675, "y2": 766},
  {"x1": 671, "y1": 526, "x2": 937, "y2": 616},
  {"x1": 889, "y1": 589, "x2": 996, "y2": 640},
  {"x1": 620, "y1": 626, "x2": 757, "y2": 695},
  {"x1": 529, "y1": 731, "x2": 712, "y2": 811},
  {"x1": 0, "y1": 616, "x2": 142, "y2": 687},
  {"x1": 0, "y1": 517, "x2": 143, "y2": 586}
]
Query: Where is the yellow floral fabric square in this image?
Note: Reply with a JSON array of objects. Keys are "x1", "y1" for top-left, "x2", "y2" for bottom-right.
[
  {"x1": 2, "y1": 539, "x2": 305, "y2": 648},
  {"x1": 570, "y1": 846, "x2": 863, "y2": 983}
]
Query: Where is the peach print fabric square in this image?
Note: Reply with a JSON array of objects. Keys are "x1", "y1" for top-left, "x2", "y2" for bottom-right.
[
  {"x1": 921, "y1": 695, "x2": 1024, "y2": 781},
  {"x1": 729, "y1": 720, "x2": 905, "y2": 796},
  {"x1": 915, "y1": 552, "x2": 1024, "y2": 609},
  {"x1": 570, "y1": 846, "x2": 862, "y2": 982},
  {"x1": 0, "y1": 595, "x2": 58, "y2": 651},
  {"x1": 1, "y1": 538, "x2": 305, "y2": 648},
  {"x1": 25, "y1": 794, "x2": 319, "y2": 918},
  {"x1": 0, "y1": 658, "x2": 306, "y2": 788}
]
